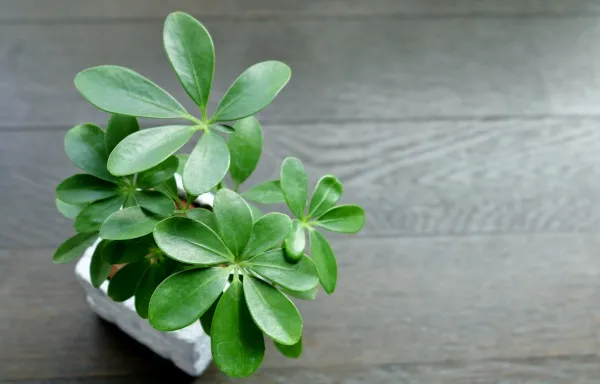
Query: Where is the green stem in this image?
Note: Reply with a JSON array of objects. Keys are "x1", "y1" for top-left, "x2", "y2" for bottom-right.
[{"x1": 184, "y1": 114, "x2": 204, "y2": 126}]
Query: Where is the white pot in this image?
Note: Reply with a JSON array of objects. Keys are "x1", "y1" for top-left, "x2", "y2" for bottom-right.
[{"x1": 74, "y1": 176, "x2": 215, "y2": 376}]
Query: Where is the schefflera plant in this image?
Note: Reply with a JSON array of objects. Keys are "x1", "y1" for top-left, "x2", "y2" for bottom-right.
[{"x1": 53, "y1": 11, "x2": 365, "y2": 378}]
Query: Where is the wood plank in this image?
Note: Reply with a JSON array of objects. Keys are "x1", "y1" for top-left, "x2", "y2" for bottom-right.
[
  {"x1": 1, "y1": 234, "x2": 597, "y2": 379},
  {"x1": 2, "y1": 17, "x2": 600, "y2": 129},
  {"x1": 8, "y1": 356, "x2": 600, "y2": 383},
  {"x1": 3, "y1": 0, "x2": 600, "y2": 21},
  {"x1": 5, "y1": 117, "x2": 600, "y2": 247}
]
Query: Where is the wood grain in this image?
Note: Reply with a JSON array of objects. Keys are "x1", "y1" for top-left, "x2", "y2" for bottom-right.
[
  {"x1": 5, "y1": 117, "x2": 600, "y2": 247},
  {"x1": 8, "y1": 356, "x2": 600, "y2": 383},
  {"x1": 2, "y1": 0, "x2": 600, "y2": 21},
  {"x1": 2, "y1": 234, "x2": 598, "y2": 380},
  {"x1": 3, "y1": 17, "x2": 600, "y2": 128}
]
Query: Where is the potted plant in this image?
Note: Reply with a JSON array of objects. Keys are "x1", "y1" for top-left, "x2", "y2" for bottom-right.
[{"x1": 53, "y1": 11, "x2": 365, "y2": 378}]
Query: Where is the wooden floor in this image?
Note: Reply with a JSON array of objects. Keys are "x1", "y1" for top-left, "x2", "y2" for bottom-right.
[{"x1": 4, "y1": 1, "x2": 600, "y2": 382}]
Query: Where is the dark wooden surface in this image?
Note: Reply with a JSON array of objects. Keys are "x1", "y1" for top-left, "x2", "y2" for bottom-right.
[{"x1": 3, "y1": 1, "x2": 600, "y2": 382}]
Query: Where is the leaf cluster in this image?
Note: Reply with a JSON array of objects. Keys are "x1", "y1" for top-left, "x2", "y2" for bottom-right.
[{"x1": 53, "y1": 11, "x2": 364, "y2": 378}]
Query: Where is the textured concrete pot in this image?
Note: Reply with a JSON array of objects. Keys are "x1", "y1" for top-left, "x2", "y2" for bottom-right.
[{"x1": 74, "y1": 177, "x2": 214, "y2": 376}]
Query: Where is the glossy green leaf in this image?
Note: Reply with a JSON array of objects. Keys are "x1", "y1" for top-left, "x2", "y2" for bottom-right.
[
  {"x1": 164, "y1": 11, "x2": 214, "y2": 109},
  {"x1": 227, "y1": 116, "x2": 263, "y2": 185},
  {"x1": 149, "y1": 267, "x2": 229, "y2": 331},
  {"x1": 64, "y1": 124, "x2": 117, "y2": 182},
  {"x1": 175, "y1": 154, "x2": 188, "y2": 175},
  {"x1": 108, "y1": 125, "x2": 196, "y2": 176},
  {"x1": 315, "y1": 204, "x2": 365, "y2": 233},
  {"x1": 280, "y1": 157, "x2": 307, "y2": 218},
  {"x1": 242, "y1": 213, "x2": 292, "y2": 260},
  {"x1": 309, "y1": 230, "x2": 338, "y2": 294},
  {"x1": 107, "y1": 260, "x2": 149, "y2": 302},
  {"x1": 280, "y1": 286, "x2": 318, "y2": 301},
  {"x1": 123, "y1": 194, "x2": 137, "y2": 208},
  {"x1": 243, "y1": 276, "x2": 302, "y2": 345},
  {"x1": 242, "y1": 180, "x2": 285, "y2": 204},
  {"x1": 200, "y1": 293, "x2": 221, "y2": 336},
  {"x1": 308, "y1": 175, "x2": 343, "y2": 218},
  {"x1": 56, "y1": 198, "x2": 84, "y2": 219},
  {"x1": 53, "y1": 232, "x2": 97, "y2": 264},
  {"x1": 74, "y1": 195, "x2": 126, "y2": 233},
  {"x1": 183, "y1": 131, "x2": 230, "y2": 195},
  {"x1": 102, "y1": 235, "x2": 155, "y2": 264},
  {"x1": 153, "y1": 217, "x2": 233, "y2": 265},
  {"x1": 213, "y1": 189, "x2": 253, "y2": 257},
  {"x1": 211, "y1": 124, "x2": 235, "y2": 134},
  {"x1": 274, "y1": 337, "x2": 302, "y2": 358},
  {"x1": 283, "y1": 219, "x2": 305, "y2": 262},
  {"x1": 56, "y1": 174, "x2": 118, "y2": 205},
  {"x1": 245, "y1": 249, "x2": 319, "y2": 292},
  {"x1": 212, "y1": 61, "x2": 291, "y2": 122},
  {"x1": 248, "y1": 203, "x2": 264, "y2": 222},
  {"x1": 154, "y1": 176, "x2": 179, "y2": 201},
  {"x1": 133, "y1": 190, "x2": 175, "y2": 217},
  {"x1": 136, "y1": 156, "x2": 178, "y2": 189},
  {"x1": 90, "y1": 240, "x2": 111, "y2": 288},
  {"x1": 100, "y1": 206, "x2": 160, "y2": 240},
  {"x1": 211, "y1": 280, "x2": 265, "y2": 378},
  {"x1": 135, "y1": 263, "x2": 169, "y2": 319},
  {"x1": 186, "y1": 208, "x2": 218, "y2": 232},
  {"x1": 105, "y1": 114, "x2": 140, "y2": 154},
  {"x1": 75, "y1": 65, "x2": 188, "y2": 118}
]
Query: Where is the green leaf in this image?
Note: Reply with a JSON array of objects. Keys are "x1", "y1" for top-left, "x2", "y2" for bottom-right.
[
  {"x1": 56, "y1": 198, "x2": 84, "y2": 219},
  {"x1": 186, "y1": 208, "x2": 218, "y2": 232},
  {"x1": 64, "y1": 124, "x2": 118, "y2": 182},
  {"x1": 90, "y1": 240, "x2": 111, "y2": 288},
  {"x1": 243, "y1": 276, "x2": 302, "y2": 345},
  {"x1": 107, "y1": 260, "x2": 149, "y2": 302},
  {"x1": 135, "y1": 263, "x2": 169, "y2": 319},
  {"x1": 211, "y1": 280, "x2": 265, "y2": 378},
  {"x1": 105, "y1": 114, "x2": 140, "y2": 154},
  {"x1": 211, "y1": 124, "x2": 235, "y2": 134},
  {"x1": 53, "y1": 232, "x2": 97, "y2": 264},
  {"x1": 245, "y1": 249, "x2": 319, "y2": 292},
  {"x1": 242, "y1": 213, "x2": 292, "y2": 260},
  {"x1": 136, "y1": 156, "x2": 179, "y2": 189},
  {"x1": 248, "y1": 203, "x2": 264, "y2": 222},
  {"x1": 183, "y1": 131, "x2": 230, "y2": 195},
  {"x1": 175, "y1": 154, "x2": 188, "y2": 175},
  {"x1": 100, "y1": 206, "x2": 160, "y2": 240},
  {"x1": 280, "y1": 157, "x2": 307, "y2": 218},
  {"x1": 212, "y1": 61, "x2": 291, "y2": 122},
  {"x1": 56, "y1": 174, "x2": 118, "y2": 205},
  {"x1": 154, "y1": 176, "x2": 179, "y2": 201},
  {"x1": 74, "y1": 195, "x2": 126, "y2": 233},
  {"x1": 315, "y1": 205, "x2": 365, "y2": 233},
  {"x1": 274, "y1": 337, "x2": 302, "y2": 358},
  {"x1": 213, "y1": 189, "x2": 253, "y2": 257},
  {"x1": 164, "y1": 11, "x2": 214, "y2": 109},
  {"x1": 153, "y1": 217, "x2": 233, "y2": 265},
  {"x1": 280, "y1": 286, "x2": 318, "y2": 301},
  {"x1": 123, "y1": 194, "x2": 138, "y2": 208},
  {"x1": 133, "y1": 190, "x2": 175, "y2": 217},
  {"x1": 283, "y1": 219, "x2": 305, "y2": 262},
  {"x1": 227, "y1": 116, "x2": 263, "y2": 185},
  {"x1": 108, "y1": 125, "x2": 196, "y2": 176},
  {"x1": 242, "y1": 180, "x2": 285, "y2": 204},
  {"x1": 308, "y1": 175, "x2": 343, "y2": 218},
  {"x1": 309, "y1": 230, "x2": 338, "y2": 294},
  {"x1": 75, "y1": 65, "x2": 189, "y2": 118},
  {"x1": 102, "y1": 235, "x2": 155, "y2": 264},
  {"x1": 200, "y1": 293, "x2": 221, "y2": 336},
  {"x1": 149, "y1": 267, "x2": 229, "y2": 331}
]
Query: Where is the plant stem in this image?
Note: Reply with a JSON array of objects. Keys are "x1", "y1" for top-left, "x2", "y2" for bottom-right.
[{"x1": 184, "y1": 114, "x2": 204, "y2": 126}]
